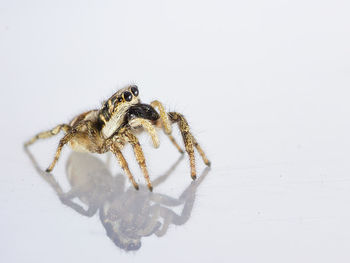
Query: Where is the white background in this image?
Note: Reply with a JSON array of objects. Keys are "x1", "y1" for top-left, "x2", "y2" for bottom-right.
[{"x1": 1, "y1": 0, "x2": 350, "y2": 262}]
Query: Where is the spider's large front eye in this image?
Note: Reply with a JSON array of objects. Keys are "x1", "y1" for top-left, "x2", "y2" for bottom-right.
[
  {"x1": 123, "y1": 91, "x2": 133, "y2": 102},
  {"x1": 131, "y1": 85, "x2": 139, "y2": 97}
]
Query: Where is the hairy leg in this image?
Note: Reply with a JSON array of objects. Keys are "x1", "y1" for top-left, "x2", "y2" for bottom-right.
[
  {"x1": 167, "y1": 134, "x2": 184, "y2": 154},
  {"x1": 151, "y1": 100, "x2": 184, "y2": 153},
  {"x1": 124, "y1": 131, "x2": 153, "y2": 191},
  {"x1": 46, "y1": 131, "x2": 75, "y2": 172},
  {"x1": 110, "y1": 144, "x2": 139, "y2": 190},
  {"x1": 46, "y1": 120, "x2": 97, "y2": 172},
  {"x1": 191, "y1": 135, "x2": 211, "y2": 166},
  {"x1": 25, "y1": 124, "x2": 71, "y2": 146},
  {"x1": 168, "y1": 112, "x2": 196, "y2": 179},
  {"x1": 168, "y1": 112, "x2": 211, "y2": 179},
  {"x1": 128, "y1": 118, "x2": 160, "y2": 148}
]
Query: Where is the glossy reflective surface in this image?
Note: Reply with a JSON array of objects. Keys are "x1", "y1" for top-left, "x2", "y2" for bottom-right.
[
  {"x1": 25, "y1": 148, "x2": 210, "y2": 251},
  {"x1": 2, "y1": 0, "x2": 350, "y2": 262}
]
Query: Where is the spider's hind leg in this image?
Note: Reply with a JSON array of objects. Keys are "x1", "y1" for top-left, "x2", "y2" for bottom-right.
[
  {"x1": 46, "y1": 120, "x2": 97, "y2": 173},
  {"x1": 25, "y1": 124, "x2": 71, "y2": 146},
  {"x1": 46, "y1": 131, "x2": 75, "y2": 172}
]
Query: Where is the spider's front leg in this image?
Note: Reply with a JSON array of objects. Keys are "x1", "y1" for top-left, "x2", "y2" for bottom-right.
[
  {"x1": 150, "y1": 100, "x2": 210, "y2": 179},
  {"x1": 109, "y1": 143, "x2": 139, "y2": 190},
  {"x1": 151, "y1": 100, "x2": 184, "y2": 154},
  {"x1": 108, "y1": 129, "x2": 153, "y2": 191},
  {"x1": 124, "y1": 131, "x2": 154, "y2": 191}
]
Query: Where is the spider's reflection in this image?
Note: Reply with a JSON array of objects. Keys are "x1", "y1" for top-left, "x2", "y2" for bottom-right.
[{"x1": 25, "y1": 148, "x2": 209, "y2": 251}]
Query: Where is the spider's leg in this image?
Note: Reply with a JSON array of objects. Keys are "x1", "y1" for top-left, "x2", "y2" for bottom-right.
[
  {"x1": 46, "y1": 131, "x2": 74, "y2": 172},
  {"x1": 128, "y1": 118, "x2": 159, "y2": 148},
  {"x1": 25, "y1": 124, "x2": 71, "y2": 146},
  {"x1": 191, "y1": 134, "x2": 211, "y2": 167},
  {"x1": 110, "y1": 144, "x2": 139, "y2": 190},
  {"x1": 151, "y1": 100, "x2": 184, "y2": 153},
  {"x1": 168, "y1": 112, "x2": 210, "y2": 179},
  {"x1": 150, "y1": 100, "x2": 172, "y2": 134},
  {"x1": 168, "y1": 112, "x2": 196, "y2": 179},
  {"x1": 125, "y1": 131, "x2": 153, "y2": 191},
  {"x1": 152, "y1": 155, "x2": 184, "y2": 187},
  {"x1": 167, "y1": 134, "x2": 184, "y2": 154},
  {"x1": 46, "y1": 120, "x2": 98, "y2": 172}
]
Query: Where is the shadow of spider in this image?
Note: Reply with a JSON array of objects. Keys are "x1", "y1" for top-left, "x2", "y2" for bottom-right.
[{"x1": 25, "y1": 148, "x2": 210, "y2": 251}]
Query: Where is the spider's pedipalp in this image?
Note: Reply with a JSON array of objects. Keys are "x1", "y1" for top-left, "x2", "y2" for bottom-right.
[
  {"x1": 150, "y1": 100, "x2": 184, "y2": 154},
  {"x1": 150, "y1": 100, "x2": 172, "y2": 134},
  {"x1": 128, "y1": 118, "x2": 160, "y2": 148}
]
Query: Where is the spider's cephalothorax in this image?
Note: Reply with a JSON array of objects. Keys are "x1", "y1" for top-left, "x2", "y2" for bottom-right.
[
  {"x1": 25, "y1": 85, "x2": 210, "y2": 191},
  {"x1": 98, "y1": 86, "x2": 142, "y2": 138}
]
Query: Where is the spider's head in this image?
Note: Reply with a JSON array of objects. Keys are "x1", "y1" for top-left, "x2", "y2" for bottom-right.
[
  {"x1": 101, "y1": 85, "x2": 140, "y2": 117},
  {"x1": 99, "y1": 85, "x2": 141, "y2": 138}
]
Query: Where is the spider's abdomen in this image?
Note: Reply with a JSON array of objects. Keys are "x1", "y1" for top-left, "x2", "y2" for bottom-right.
[{"x1": 68, "y1": 110, "x2": 107, "y2": 153}]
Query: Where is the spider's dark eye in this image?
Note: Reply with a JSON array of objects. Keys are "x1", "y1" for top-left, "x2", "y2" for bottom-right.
[
  {"x1": 123, "y1": 91, "x2": 132, "y2": 102},
  {"x1": 131, "y1": 86, "x2": 139, "y2": 97}
]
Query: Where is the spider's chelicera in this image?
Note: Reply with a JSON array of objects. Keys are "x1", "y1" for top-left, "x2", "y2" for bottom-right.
[{"x1": 25, "y1": 85, "x2": 210, "y2": 191}]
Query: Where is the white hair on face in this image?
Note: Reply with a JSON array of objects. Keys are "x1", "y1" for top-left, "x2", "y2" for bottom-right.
[{"x1": 101, "y1": 104, "x2": 130, "y2": 138}]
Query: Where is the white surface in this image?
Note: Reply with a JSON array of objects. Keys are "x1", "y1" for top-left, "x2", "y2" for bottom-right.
[{"x1": 1, "y1": 0, "x2": 350, "y2": 262}]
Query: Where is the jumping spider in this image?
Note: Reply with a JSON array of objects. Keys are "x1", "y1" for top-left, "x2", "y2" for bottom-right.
[{"x1": 25, "y1": 85, "x2": 210, "y2": 191}]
